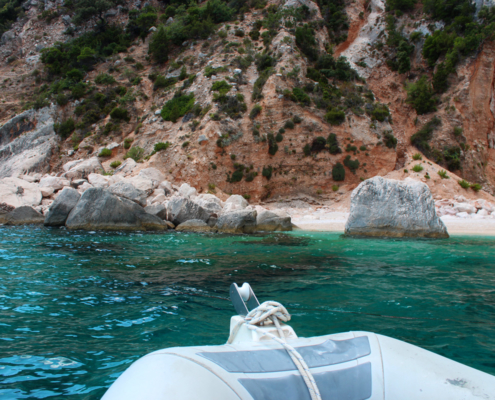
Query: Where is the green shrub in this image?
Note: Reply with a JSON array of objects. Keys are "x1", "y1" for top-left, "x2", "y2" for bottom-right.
[
  {"x1": 182, "y1": 141, "x2": 190, "y2": 148},
  {"x1": 404, "y1": 169, "x2": 408, "y2": 173},
  {"x1": 56, "y1": 93, "x2": 69, "y2": 106},
  {"x1": 124, "y1": 138, "x2": 133, "y2": 149},
  {"x1": 332, "y1": 162, "x2": 345, "y2": 181},
  {"x1": 325, "y1": 108, "x2": 345, "y2": 125},
  {"x1": 249, "y1": 104, "x2": 262, "y2": 119},
  {"x1": 438, "y1": 169, "x2": 449, "y2": 179},
  {"x1": 327, "y1": 133, "x2": 342, "y2": 154},
  {"x1": 262, "y1": 166, "x2": 273, "y2": 180},
  {"x1": 154, "y1": 142, "x2": 171, "y2": 152},
  {"x1": 412, "y1": 153, "x2": 422, "y2": 160},
  {"x1": 267, "y1": 133, "x2": 278, "y2": 155},
  {"x1": 412, "y1": 164, "x2": 424, "y2": 172},
  {"x1": 410, "y1": 116, "x2": 441, "y2": 153},
  {"x1": 458, "y1": 179, "x2": 470, "y2": 189},
  {"x1": 443, "y1": 146, "x2": 461, "y2": 171},
  {"x1": 406, "y1": 76, "x2": 437, "y2": 115},
  {"x1": 311, "y1": 136, "x2": 327, "y2": 152},
  {"x1": 124, "y1": 146, "x2": 145, "y2": 162},
  {"x1": 332, "y1": 185, "x2": 339, "y2": 191},
  {"x1": 110, "y1": 161, "x2": 122, "y2": 169},
  {"x1": 275, "y1": 132, "x2": 283, "y2": 142},
  {"x1": 453, "y1": 126, "x2": 463, "y2": 137},
  {"x1": 110, "y1": 107, "x2": 130, "y2": 122},
  {"x1": 303, "y1": 143, "x2": 311, "y2": 156},
  {"x1": 54, "y1": 118, "x2": 75, "y2": 138},
  {"x1": 293, "y1": 115, "x2": 302, "y2": 124},
  {"x1": 384, "y1": 132, "x2": 397, "y2": 149},
  {"x1": 211, "y1": 80, "x2": 232, "y2": 95},
  {"x1": 470, "y1": 183, "x2": 482, "y2": 192},
  {"x1": 292, "y1": 87, "x2": 311, "y2": 106},
  {"x1": 98, "y1": 148, "x2": 112, "y2": 157},
  {"x1": 284, "y1": 120, "x2": 295, "y2": 129},
  {"x1": 66, "y1": 68, "x2": 84, "y2": 82},
  {"x1": 161, "y1": 92, "x2": 195, "y2": 122},
  {"x1": 95, "y1": 73, "x2": 117, "y2": 85},
  {"x1": 368, "y1": 103, "x2": 390, "y2": 122},
  {"x1": 153, "y1": 75, "x2": 177, "y2": 90},
  {"x1": 359, "y1": 145, "x2": 367, "y2": 151},
  {"x1": 344, "y1": 155, "x2": 359, "y2": 173}
]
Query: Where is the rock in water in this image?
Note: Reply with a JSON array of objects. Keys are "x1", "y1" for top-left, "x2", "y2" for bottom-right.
[
  {"x1": 0, "y1": 177, "x2": 42, "y2": 208},
  {"x1": 176, "y1": 219, "x2": 213, "y2": 233},
  {"x1": 44, "y1": 187, "x2": 81, "y2": 227},
  {"x1": 216, "y1": 210, "x2": 257, "y2": 234},
  {"x1": 4, "y1": 206, "x2": 45, "y2": 225},
  {"x1": 256, "y1": 210, "x2": 292, "y2": 231},
  {"x1": 65, "y1": 188, "x2": 167, "y2": 231},
  {"x1": 345, "y1": 177, "x2": 449, "y2": 238}
]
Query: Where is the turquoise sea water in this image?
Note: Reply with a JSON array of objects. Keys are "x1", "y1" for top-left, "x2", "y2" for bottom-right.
[{"x1": 0, "y1": 226, "x2": 495, "y2": 399}]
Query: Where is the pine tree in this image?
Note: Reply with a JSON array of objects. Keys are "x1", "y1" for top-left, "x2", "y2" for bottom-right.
[{"x1": 148, "y1": 26, "x2": 170, "y2": 64}]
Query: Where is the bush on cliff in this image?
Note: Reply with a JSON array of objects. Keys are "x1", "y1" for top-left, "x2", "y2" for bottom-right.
[
  {"x1": 406, "y1": 76, "x2": 437, "y2": 115},
  {"x1": 161, "y1": 92, "x2": 195, "y2": 122},
  {"x1": 332, "y1": 162, "x2": 345, "y2": 181}
]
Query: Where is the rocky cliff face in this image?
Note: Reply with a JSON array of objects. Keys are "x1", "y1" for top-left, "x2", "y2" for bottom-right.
[{"x1": 0, "y1": 0, "x2": 494, "y2": 206}]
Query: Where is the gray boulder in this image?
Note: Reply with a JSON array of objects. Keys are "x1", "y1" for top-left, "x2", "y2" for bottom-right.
[
  {"x1": 4, "y1": 206, "x2": 44, "y2": 225},
  {"x1": 0, "y1": 106, "x2": 59, "y2": 178},
  {"x1": 108, "y1": 181, "x2": 147, "y2": 207},
  {"x1": 345, "y1": 177, "x2": 449, "y2": 238},
  {"x1": 66, "y1": 188, "x2": 167, "y2": 231},
  {"x1": 216, "y1": 210, "x2": 257, "y2": 233},
  {"x1": 167, "y1": 196, "x2": 211, "y2": 225},
  {"x1": 176, "y1": 219, "x2": 213, "y2": 233},
  {"x1": 145, "y1": 203, "x2": 167, "y2": 220},
  {"x1": 44, "y1": 187, "x2": 81, "y2": 227},
  {"x1": 0, "y1": 203, "x2": 15, "y2": 224},
  {"x1": 256, "y1": 210, "x2": 292, "y2": 231}
]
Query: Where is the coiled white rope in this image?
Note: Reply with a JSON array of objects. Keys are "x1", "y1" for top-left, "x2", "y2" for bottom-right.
[{"x1": 227, "y1": 301, "x2": 322, "y2": 400}]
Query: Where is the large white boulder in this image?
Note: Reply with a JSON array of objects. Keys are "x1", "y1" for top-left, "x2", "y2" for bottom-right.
[
  {"x1": 224, "y1": 195, "x2": 248, "y2": 212},
  {"x1": 65, "y1": 157, "x2": 104, "y2": 180},
  {"x1": 178, "y1": 183, "x2": 198, "y2": 198},
  {"x1": 39, "y1": 176, "x2": 69, "y2": 191},
  {"x1": 138, "y1": 168, "x2": 165, "y2": 184},
  {"x1": 453, "y1": 203, "x2": 477, "y2": 214},
  {"x1": 0, "y1": 177, "x2": 42, "y2": 208},
  {"x1": 345, "y1": 177, "x2": 448, "y2": 238},
  {"x1": 88, "y1": 173, "x2": 111, "y2": 188},
  {"x1": 125, "y1": 176, "x2": 155, "y2": 194},
  {"x1": 108, "y1": 181, "x2": 148, "y2": 207},
  {"x1": 114, "y1": 158, "x2": 136, "y2": 176},
  {"x1": 194, "y1": 193, "x2": 223, "y2": 213}
]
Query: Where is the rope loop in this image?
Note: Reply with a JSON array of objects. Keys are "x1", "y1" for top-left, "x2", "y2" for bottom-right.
[{"x1": 227, "y1": 301, "x2": 322, "y2": 400}]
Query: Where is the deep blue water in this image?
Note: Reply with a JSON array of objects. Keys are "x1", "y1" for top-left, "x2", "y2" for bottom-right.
[{"x1": 0, "y1": 226, "x2": 494, "y2": 399}]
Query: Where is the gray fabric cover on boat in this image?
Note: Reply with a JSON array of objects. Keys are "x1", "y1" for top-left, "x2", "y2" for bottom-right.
[
  {"x1": 239, "y1": 362, "x2": 372, "y2": 400},
  {"x1": 198, "y1": 336, "x2": 370, "y2": 373}
]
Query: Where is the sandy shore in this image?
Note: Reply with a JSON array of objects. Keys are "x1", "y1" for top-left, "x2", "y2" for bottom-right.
[{"x1": 292, "y1": 214, "x2": 495, "y2": 236}]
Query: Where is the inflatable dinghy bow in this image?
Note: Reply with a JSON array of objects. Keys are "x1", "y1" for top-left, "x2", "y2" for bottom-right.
[
  {"x1": 102, "y1": 282, "x2": 495, "y2": 400},
  {"x1": 227, "y1": 286, "x2": 322, "y2": 400}
]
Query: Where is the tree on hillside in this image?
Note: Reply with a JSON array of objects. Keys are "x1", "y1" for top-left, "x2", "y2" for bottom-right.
[
  {"x1": 72, "y1": 0, "x2": 122, "y2": 26},
  {"x1": 148, "y1": 26, "x2": 170, "y2": 64}
]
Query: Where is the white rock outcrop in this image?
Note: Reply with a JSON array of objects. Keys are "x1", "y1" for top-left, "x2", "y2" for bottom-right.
[
  {"x1": 0, "y1": 177, "x2": 43, "y2": 208},
  {"x1": 345, "y1": 177, "x2": 449, "y2": 238}
]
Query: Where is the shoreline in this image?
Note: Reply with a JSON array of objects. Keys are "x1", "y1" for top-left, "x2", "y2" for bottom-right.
[{"x1": 292, "y1": 216, "x2": 495, "y2": 236}]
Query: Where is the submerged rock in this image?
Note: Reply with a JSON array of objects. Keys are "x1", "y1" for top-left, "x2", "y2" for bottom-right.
[
  {"x1": 256, "y1": 210, "x2": 292, "y2": 231},
  {"x1": 176, "y1": 219, "x2": 213, "y2": 232},
  {"x1": 216, "y1": 210, "x2": 257, "y2": 233},
  {"x1": 4, "y1": 206, "x2": 44, "y2": 225},
  {"x1": 44, "y1": 187, "x2": 81, "y2": 227},
  {"x1": 65, "y1": 188, "x2": 167, "y2": 231},
  {"x1": 345, "y1": 176, "x2": 449, "y2": 238}
]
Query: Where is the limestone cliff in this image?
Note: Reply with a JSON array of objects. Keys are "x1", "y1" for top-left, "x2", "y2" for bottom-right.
[{"x1": 0, "y1": 0, "x2": 494, "y2": 206}]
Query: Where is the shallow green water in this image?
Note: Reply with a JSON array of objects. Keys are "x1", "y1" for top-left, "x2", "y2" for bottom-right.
[{"x1": 1, "y1": 227, "x2": 495, "y2": 399}]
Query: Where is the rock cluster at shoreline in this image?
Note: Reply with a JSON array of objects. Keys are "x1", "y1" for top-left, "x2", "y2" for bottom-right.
[
  {"x1": 0, "y1": 165, "x2": 292, "y2": 233},
  {"x1": 345, "y1": 176, "x2": 449, "y2": 238},
  {"x1": 434, "y1": 195, "x2": 495, "y2": 219}
]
